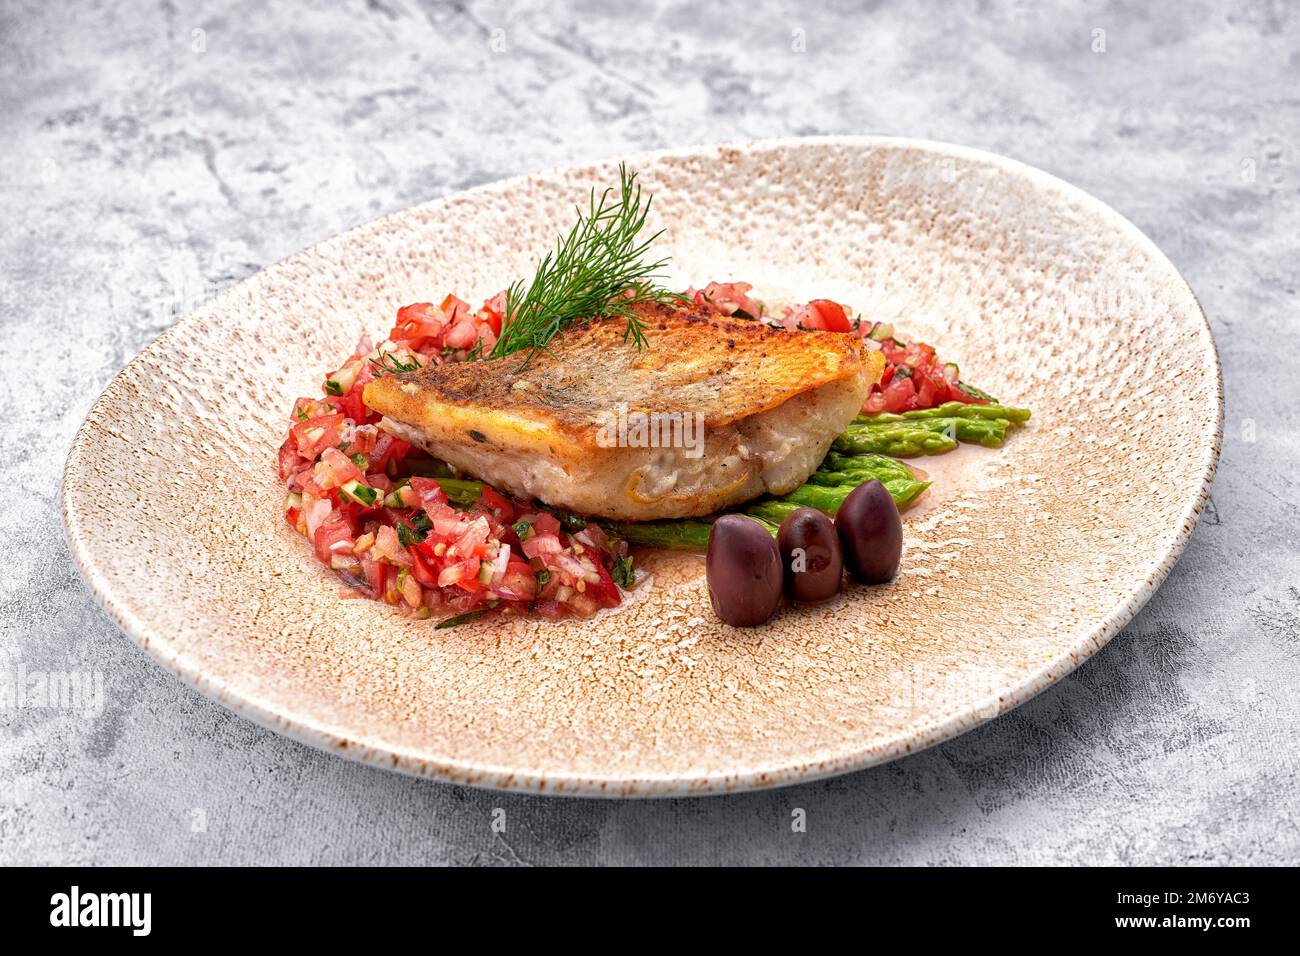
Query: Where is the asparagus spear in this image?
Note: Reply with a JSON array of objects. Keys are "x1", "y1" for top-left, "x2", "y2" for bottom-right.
[
  {"x1": 909, "y1": 416, "x2": 1008, "y2": 447},
  {"x1": 807, "y1": 471, "x2": 864, "y2": 486},
  {"x1": 782, "y1": 474, "x2": 922, "y2": 511},
  {"x1": 743, "y1": 500, "x2": 801, "y2": 526},
  {"x1": 854, "y1": 401, "x2": 1031, "y2": 425},
  {"x1": 837, "y1": 412, "x2": 1012, "y2": 454},
  {"x1": 819, "y1": 452, "x2": 919, "y2": 482},
  {"x1": 603, "y1": 518, "x2": 717, "y2": 550},
  {"x1": 834, "y1": 423, "x2": 958, "y2": 457},
  {"x1": 802, "y1": 476, "x2": 928, "y2": 510},
  {"x1": 805, "y1": 472, "x2": 930, "y2": 505}
]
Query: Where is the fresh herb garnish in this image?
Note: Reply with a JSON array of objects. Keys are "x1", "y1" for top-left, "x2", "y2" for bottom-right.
[
  {"x1": 556, "y1": 511, "x2": 590, "y2": 533},
  {"x1": 349, "y1": 452, "x2": 369, "y2": 470},
  {"x1": 369, "y1": 351, "x2": 424, "y2": 377},
  {"x1": 480, "y1": 164, "x2": 683, "y2": 367},
  {"x1": 536, "y1": 569, "x2": 551, "y2": 586},
  {"x1": 435, "y1": 600, "x2": 499, "y2": 629},
  {"x1": 396, "y1": 522, "x2": 425, "y2": 547},
  {"x1": 337, "y1": 568, "x2": 369, "y2": 592},
  {"x1": 324, "y1": 379, "x2": 344, "y2": 396},
  {"x1": 957, "y1": 381, "x2": 1000, "y2": 404},
  {"x1": 611, "y1": 554, "x2": 635, "y2": 588},
  {"x1": 435, "y1": 609, "x2": 487, "y2": 629}
]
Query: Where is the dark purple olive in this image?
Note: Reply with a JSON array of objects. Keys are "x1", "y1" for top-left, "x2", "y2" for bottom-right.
[
  {"x1": 706, "y1": 515, "x2": 783, "y2": 626},
  {"x1": 835, "y1": 480, "x2": 903, "y2": 584},
  {"x1": 777, "y1": 507, "x2": 843, "y2": 603}
]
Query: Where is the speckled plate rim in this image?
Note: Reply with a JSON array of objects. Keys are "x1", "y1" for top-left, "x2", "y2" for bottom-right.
[{"x1": 63, "y1": 136, "x2": 1223, "y2": 797}]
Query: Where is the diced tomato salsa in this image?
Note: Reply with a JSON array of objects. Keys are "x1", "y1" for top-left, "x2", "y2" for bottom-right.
[
  {"x1": 688, "y1": 282, "x2": 991, "y2": 415},
  {"x1": 277, "y1": 291, "x2": 628, "y2": 625}
]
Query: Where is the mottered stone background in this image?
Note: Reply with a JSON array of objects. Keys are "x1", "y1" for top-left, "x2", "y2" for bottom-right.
[{"x1": 1, "y1": 0, "x2": 1297, "y2": 864}]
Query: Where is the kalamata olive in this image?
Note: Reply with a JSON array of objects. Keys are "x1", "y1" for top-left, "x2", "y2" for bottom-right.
[
  {"x1": 706, "y1": 514, "x2": 783, "y2": 626},
  {"x1": 777, "y1": 507, "x2": 843, "y2": 603},
  {"x1": 835, "y1": 479, "x2": 903, "y2": 584}
]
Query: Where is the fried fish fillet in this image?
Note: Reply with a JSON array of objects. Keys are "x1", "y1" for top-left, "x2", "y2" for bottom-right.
[{"x1": 364, "y1": 302, "x2": 883, "y2": 520}]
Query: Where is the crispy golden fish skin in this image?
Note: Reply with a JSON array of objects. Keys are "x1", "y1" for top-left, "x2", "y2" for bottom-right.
[{"x1": 364, "y1": 302, "x2": 883, "y2": 520}]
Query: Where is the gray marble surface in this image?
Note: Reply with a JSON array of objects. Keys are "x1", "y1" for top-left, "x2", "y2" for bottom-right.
[{"x1": 2, "y1": 0, "x2": 1297, "y2": 865}]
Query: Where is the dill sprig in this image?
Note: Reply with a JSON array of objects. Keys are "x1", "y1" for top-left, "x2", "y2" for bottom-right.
[
  {"x1": 480, "y1": 164, "x2": 682, "y2": 367},
  {"x1": 369, "y1": 351, "x2": 424, "y2": 377}
]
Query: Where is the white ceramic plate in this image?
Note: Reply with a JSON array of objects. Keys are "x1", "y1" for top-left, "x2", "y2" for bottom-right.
[{"x1": 63, "y1": 137, "x2": 1221, "y2": 796}]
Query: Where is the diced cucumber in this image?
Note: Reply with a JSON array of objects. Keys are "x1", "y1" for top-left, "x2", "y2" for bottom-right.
[
  {"x1": 325, "y1": 361, "x2": 361, "y2": 396},
  {"x1": 340, "y1": 480, "x2": 378, "y2": 506}
]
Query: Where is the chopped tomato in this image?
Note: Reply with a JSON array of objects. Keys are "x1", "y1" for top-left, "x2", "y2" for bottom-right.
[
  {"x1": 408, "y1": 545, "x2": 439, "y2": 589},
  {"x1": 337, "y1": 383, "x2": 369, "y2": 423},
  {"x1": 362, "y1": 557, "x2": 388, "y2": 596},
  {"x1": 278, "y1": 435, "x2": 304, "y2": 481},
  {"x1": 290, "y1": 397, "x2": 335, "y2": 422},
  {"x1": 439, "y1": 294, "x2": 470, "y2": 323},
  {"x1": 477, "y1": 290, "x2": 508, "y2": 336},
  {"x1": 521, "y1": 532, "x2": 563, "y2": 559},
  {"x1": 861, "y1": 391, "x2": 888, "y2": 416},
  {"x1": 477, "y1": 485, "x2": 514, "y2": 523},
  {"x1": 314, "y1": 447, "x2": 362, "y2": 490},
  {"x1": 498, "y1": 560, "x2": 538, "y2": 601},
  {"x1": 687, "y1": 281, "x2": 765, "y2": 320},
  {"x1": 532, "y1": 513, "x2": 561, "y2": 537},
  {"x1": 312, "y1": 510, "x2": 355, "y2": 565},
  {"x1": 392, "y1": 302, "x2": 450, "y2": 352},
  {"x1": 291, "y1": 413, "x2": 346, "y2": 459},
  {"x1": 408, "y1": 477, "x2": 448, "y2": 512},
  {"x1": 388, "y1": 293, "x2": 501, "y2": 357},
  {"x1": 787, "y1": 299, "x2": 852, "y2": 333},
  {"x1": 857, "y1": 333, "x2": 988, "y2": 413},
  {"x1": 947, "y1": 382, "x2": 986, "y2": 404},
  {"x1": 912, "y1": 364, "x2": 942, "y2": 408},
  {"x1": 880, "y1": 375, "x2": 918, "y2": 413},
  {"x1": 583, "y1": 556, "x2": 621, "y2": 608},
  {"x1": 443, "y1": 317, "x2": 490, "y2": 350}
]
